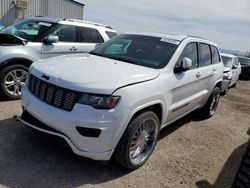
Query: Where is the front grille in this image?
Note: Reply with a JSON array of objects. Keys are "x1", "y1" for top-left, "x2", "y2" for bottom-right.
[{"x1": 28, "y1": 74, "x2": 81, "y2": 111}]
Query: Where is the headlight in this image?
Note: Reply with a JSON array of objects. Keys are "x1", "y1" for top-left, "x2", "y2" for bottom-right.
[
  {"x1": 78, "y1": 94, "x2": 120, "y2": 109},
  {"x1": 223, "y1": 72, "x2": 229, "y2": 79}
]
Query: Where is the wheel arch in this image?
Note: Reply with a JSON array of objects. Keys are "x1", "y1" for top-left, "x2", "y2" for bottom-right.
[
  {"x1": 0, "y1": 58, "x2": 33, "y2": 71},
  {"x1": 128, "y1": 102, "x2": 164, "y2": 127},
  {"x1": 214, "y1": 80, "x2": 223, "y2": 90}
]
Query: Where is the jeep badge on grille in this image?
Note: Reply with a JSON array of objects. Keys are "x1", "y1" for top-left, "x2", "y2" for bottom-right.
[{"x1": 41, "y1": 74, "x2": 50, "y2": 81}]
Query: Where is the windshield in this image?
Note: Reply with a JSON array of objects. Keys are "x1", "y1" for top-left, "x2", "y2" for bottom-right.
[
  {"x1": 238, "y1": 57, "x2": 250, "y2": 64},
  {"x1": 90, "y1": 34, "x2": 178, "y2": 69},
  {"x1": 222, "y1": 56, "x2": 233, "y2": 68},
  {"x1": 0, "y1": 19, "x2": 53, "y2": 41}
]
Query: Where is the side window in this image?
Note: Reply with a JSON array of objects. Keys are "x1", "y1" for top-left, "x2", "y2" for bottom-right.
[
  {"x1": 176, "y1": 42, "x2": 198, "y2": 68},
  {"x1": 211, "y1": 46, "x2": 220, "y2": 64},
  {"x1": 105, "y1": 31, "x2": 117, "y2": 39},
  {"x1": 48, "y1": 24, "x2": 76, "y2": 42},
  {"x1": 234, "y1": 57, "x2": 240, "y2": 66},
  {"x1": 199, "y1": 43, "x2": 212, "y2": 67},
  {"x1": 78, "y1": 27, "x2": 104, "y2": 43}
]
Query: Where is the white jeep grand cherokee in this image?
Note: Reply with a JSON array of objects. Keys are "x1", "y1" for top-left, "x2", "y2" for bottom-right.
[{"x1": 18, "y1": 33, "x2": 224, "y2": 169}]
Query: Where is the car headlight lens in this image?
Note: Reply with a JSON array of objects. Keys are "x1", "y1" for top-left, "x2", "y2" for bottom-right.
[
  {"x1": 78, "y1": 94, "x2": 120, "y2": 109},
  {"x1": 223, "y1": 72, "x2": 229, "y2": 79}
]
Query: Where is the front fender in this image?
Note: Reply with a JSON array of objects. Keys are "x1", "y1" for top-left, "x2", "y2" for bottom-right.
[{"x1": 0, "y1": 57, "x2": 33, "y2": 70}]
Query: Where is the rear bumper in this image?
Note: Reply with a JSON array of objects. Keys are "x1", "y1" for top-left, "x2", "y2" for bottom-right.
[{"x1": 15, "y1": 111, "x2": 113, "y2": 161}]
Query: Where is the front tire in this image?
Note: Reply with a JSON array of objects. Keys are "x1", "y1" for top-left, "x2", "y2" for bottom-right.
[
  {"x1": 199, "y1": 87, "x2": 220, "y2": 118},
  {"x1": 0, "y1": 64, "x2": 28, "y2": 100},
  {"x1": 114, "y1": 111, "x2": 160, "y2": 170}
]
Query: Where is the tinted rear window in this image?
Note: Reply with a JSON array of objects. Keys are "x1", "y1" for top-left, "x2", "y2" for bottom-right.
[
  {"x1": 211, "y1": 46, "x2": 220, "y2": 63},
  {"x1": 78, "y1": 27, "x2": 104, "y2": 43}
]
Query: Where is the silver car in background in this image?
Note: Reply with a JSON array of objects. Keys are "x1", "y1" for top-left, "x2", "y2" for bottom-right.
[
  {"x1": 221, "y1": 53, "x2": 241, "y2": 95},
  {"x1": 0, "y1": 16, "x2": 116, "y2": 100}
]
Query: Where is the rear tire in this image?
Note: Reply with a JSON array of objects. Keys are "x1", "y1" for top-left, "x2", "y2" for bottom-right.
[
  {"x1": 199, "y1": 87, "x2": 220, "y2": 118},
  {"x1": 114, "y1": 111, "x2": 160, "y2": 170},
  {"x1": 0, "y1": 64, "x2": 28, "y2": 100}
]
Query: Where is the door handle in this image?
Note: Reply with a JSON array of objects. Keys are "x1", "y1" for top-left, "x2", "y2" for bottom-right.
[
  {"x1": 196, "y1": 72, "x2": 201, "y2": 78},
  {"x1": 213, "y1": 68, "x2": 217, "y2": 72}
]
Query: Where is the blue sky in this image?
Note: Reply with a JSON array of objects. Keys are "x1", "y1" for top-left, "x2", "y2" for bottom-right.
[{"x1": 79, "y1": 0, "x2": 250, "y2": 52}]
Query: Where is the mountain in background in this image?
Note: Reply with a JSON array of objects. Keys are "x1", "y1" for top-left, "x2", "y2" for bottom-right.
[{"x1": 220, "y1": 48, "x2": 246, "y2": 56}]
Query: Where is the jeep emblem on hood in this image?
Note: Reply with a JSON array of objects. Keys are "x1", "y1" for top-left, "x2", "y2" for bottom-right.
[{"x1": 41, "y1": 74, "x2": 50, "y2": 81}]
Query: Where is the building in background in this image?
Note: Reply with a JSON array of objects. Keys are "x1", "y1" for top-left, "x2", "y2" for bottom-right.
[{"x1": 0, "y1": 0, "x2": 84, "y2": 26}]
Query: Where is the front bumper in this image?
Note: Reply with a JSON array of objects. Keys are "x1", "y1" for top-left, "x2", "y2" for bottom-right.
[
  {"x1": 221, "y1": 79, "x2": 231, "y2": 92},
  {"x1": 20, "y1": 86, "x2": 131, "y2": 161}
]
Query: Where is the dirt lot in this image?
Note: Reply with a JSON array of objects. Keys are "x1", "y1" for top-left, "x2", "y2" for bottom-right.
[{"x1": 0, "y1": 80, "x2": 249, "y2": 188}]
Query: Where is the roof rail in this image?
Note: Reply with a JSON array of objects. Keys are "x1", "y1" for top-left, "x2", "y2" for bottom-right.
[
  {"x1": 187, "y1": 35, "x2": 207, "y2": 40},
  {"x1": 65, "y1": 19, "x2": 113, "y2": 29}
]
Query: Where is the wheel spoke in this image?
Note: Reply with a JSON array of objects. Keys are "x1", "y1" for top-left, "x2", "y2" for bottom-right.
[
  {"x1": 14, "y1": 86, "x2": 19, "y2": 95},
  {"x1": 19, "y1": 72, "x2": 28, "y2": 81},
  {"x1": 5, "y1": 81, "x2": 15, "y2": 87},
  {"x1": 129, "y1": 118, "x2": 158, "y2": 164},
  {"x1": 11, "y1": 70, "x2": 17, "y2": 80},
  {"x1": 6, "y1": 83, "x2": 15, "y2": 88}
]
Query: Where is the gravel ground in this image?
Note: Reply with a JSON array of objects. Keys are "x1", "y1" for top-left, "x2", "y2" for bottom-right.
[{"x1": 0, "y1": 80, "x2": 249, "y2": 188}]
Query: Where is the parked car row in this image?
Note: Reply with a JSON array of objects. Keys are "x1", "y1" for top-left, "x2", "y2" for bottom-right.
[
  {"x1": 0, "y1": 16, "x2": 245, "y2": 169},
  {"x1": 0, "y1": 16, "x2": 117, "y2": 100}
]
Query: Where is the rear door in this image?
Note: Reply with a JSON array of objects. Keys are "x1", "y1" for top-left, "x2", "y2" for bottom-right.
[{"x1": 210, "y1": 45, "x2": 222, "y2": 89}]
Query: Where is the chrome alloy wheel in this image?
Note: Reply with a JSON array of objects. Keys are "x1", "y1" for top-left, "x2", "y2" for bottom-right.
[
  {"x1": 209, "y1": 91, "x2": 220, "y2": 115},
  {"x1": 4, "y1": 69, "x2": 28, "y2": 97},
  {"x1": 129, "y1": 118, "x2": 158, "y2": 165}
]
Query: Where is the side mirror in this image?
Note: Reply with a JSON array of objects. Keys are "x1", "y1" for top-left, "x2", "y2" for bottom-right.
[
  {"x1": 181, "y1": 57, "x2": 192, "y2": 71},
  {"x1": 42, "y1": 35, "x2": 59, "y2": 44}
]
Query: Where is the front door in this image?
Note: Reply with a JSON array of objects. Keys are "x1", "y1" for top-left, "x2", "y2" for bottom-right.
[
  {"x1": 41, "y1": 24, "x2": 79, "y2": 59},
  {"x1": 167, "y1": 42, "x2": 210, "y2": 123}
]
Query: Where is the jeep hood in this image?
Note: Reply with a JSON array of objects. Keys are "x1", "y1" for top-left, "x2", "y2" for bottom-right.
[
  {"x1": 30, "y1": 54, "x2": 160, "y2": 94},
  {"x1": 0, "y1": 33, "x2": 28, "y2": 46}
]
